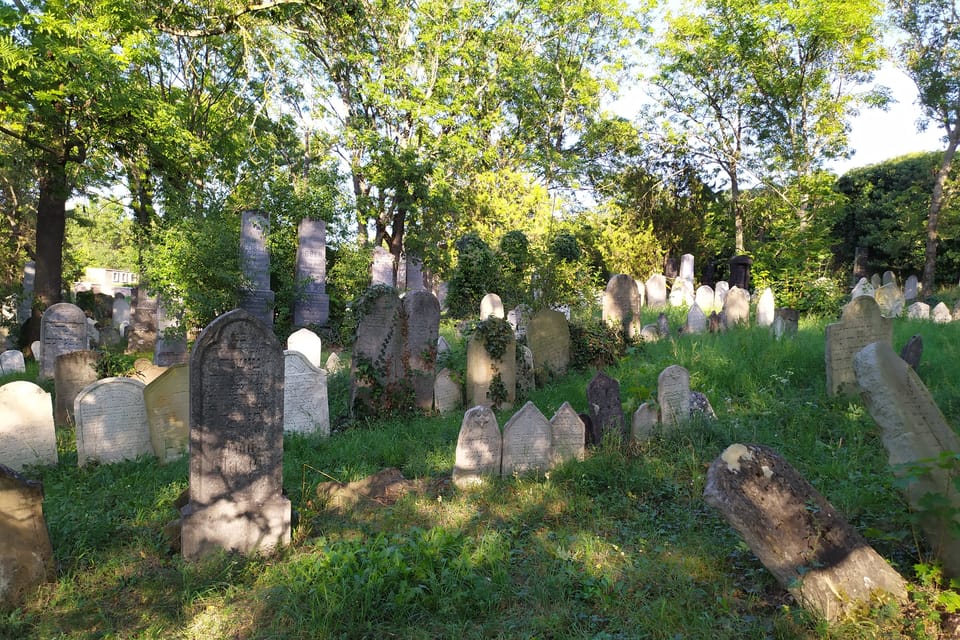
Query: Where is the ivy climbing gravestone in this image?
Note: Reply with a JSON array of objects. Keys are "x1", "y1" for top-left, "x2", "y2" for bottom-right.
[
  {"x1": 465, "y1": 318, "x2": 516, "y2": 410},
  {"x1": 350, "y1": 286, "x2": 405, "y2": 417}
]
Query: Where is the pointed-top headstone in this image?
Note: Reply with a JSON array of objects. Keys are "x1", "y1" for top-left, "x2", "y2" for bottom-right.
[
  {"x1": 824, "y1": 296, "x2": 892, "y2": 397},
  {"x1": 550, "y1": 402, "x2": 585, "y2": 465},
  {"x1": 501, "y1": 401, "x2": 552, "y2": 476}
]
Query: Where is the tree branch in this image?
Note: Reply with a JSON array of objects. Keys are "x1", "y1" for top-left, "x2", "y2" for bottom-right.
[{"x1": 155, "y1": 0, "x2": 307, "y2": 37}]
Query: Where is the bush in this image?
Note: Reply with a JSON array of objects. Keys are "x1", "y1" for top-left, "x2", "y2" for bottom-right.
[
  {"x1": 446, "y1": 233, "x2": 500, "y2": 318},
  {"x1": 569, "y1": 318, "x2": 625, "y2": 370}
]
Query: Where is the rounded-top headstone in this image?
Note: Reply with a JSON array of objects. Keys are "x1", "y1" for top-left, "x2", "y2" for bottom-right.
[{"x1": 287, "y1": 327, "x2": 323, "y2": 368}]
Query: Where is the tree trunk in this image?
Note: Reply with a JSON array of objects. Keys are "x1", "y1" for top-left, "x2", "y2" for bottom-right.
[
  {"x1": 34, "y1": 161, "x2": 69, "y2": 309},
  {"x1": 921, "y1": 131, "x2": 959, "y2": 295},
  {"x1": 731, "y1": 169, "x2": 744, "y2": 254}
]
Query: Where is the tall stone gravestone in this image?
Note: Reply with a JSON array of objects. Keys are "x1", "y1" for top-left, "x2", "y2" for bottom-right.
[
  {"x1": 239, "y1": 210, "x2": 275, "y2": 328},
  {"x1": 16, "y1": 261, "x2": 35, "y2": 327},
  {"x1": 0, "y1": 465, "x2": 55, "y2": 609},
  {"x1": 729, "y1": 255, "x2": 752, "y2": 290},
  {"x1": 465, "y1": 329, "x2": 516, "y2": 410},
  {"x1": 144, "y1": 364, "x2": 189, "y2": 463},
  {"x1": 704, "y1": 443, "x2": 907, "y2": 621},
  {"x1": 75, "y1": 377, "x2": 152, "y2": 466},
  {"x1": 586, "y1": 371, "x2": 624, "y2": 443},
  {"x1": 39, "y1": 302, "x2": 87, "y2": 380},
  {"x1": 550, "y1": 402, "x2": 585, "y2": 466},
  {"x1": 112, "y1": 294, "x2": 130, "y2": 331},
  {"x1": 404, "y1": 290, "x2": 441, "y2": 411},
  {"x1": 371, "y1": 246, "x2": 395, "y2": 286},
  {"x1": 722, "y1": 286, "x2": 750, "y2": 328},
  {"x1": 287, "y1": 327, "x2": 324, "y2": 368},
  {"x1": 527, "y1": 308, "x2": 571, "y2": 378},
  {"x1": 452, "y1": 405, "x2": 501, "y2": 488},
  {"x1": 501, "y1": 401, "x2": 552, "y2": 476},
  {"x1": 53, "y1": 350, "x2": 98, "y2": 425},
  {"x1": 351, "y1": 287, "x2": 404, "y2": 416},
  {"x1": 126, "y1": 288, "x2": 159, "y2": 354},
  {"x1": 0, "y1": 350, "x2": 25, "y2": 375},
  {"x1": 283, "y1": 351, "x2": 329, "y2": 436},
  {"x1": 645, "y1": 273, "x2": 668, "y2": 308},
  {"x1": 603, "y1": 274, "x2": 641, "y2": 338},
  {"x1": 756, "y1": 288, "x2": 775, "y2": 327},
  {"x1": 679, "y1": 253, "x2": 695, "y2": 284},
  {"x1": 0, "y1": 381, "x2": 57, "y2": 470},
  {"x1": 855, "y1": 341, "x2": 960, "y2": 577},
  {"x1": 293, "y1": 218, "x2": 330, "y2": 327},
  {"x1": 824, "y1": 296, "x2": 892, "y2": 397},
  {"x1": 181, "y1": 309, "x2": 290, "y2": 560},
  {"x1": 658, "y1": 365, "x2": 691, "y2": 428},
  {"x1": 480, "y1": 293, "x2": 504, "y2": 320},
  {"x1": 904, "y1": 275, "x2": 919, "y2": 301}
]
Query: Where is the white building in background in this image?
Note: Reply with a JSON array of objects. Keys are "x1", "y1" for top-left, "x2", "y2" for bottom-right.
[{"x1": 73, "y1": 267, "x2": 139, "y2": 298}]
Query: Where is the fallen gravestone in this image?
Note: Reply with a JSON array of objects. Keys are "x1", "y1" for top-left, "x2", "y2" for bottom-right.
[
  {"x1": 824, "y1": 296, "x2": 892, "y2": 397},
  {"x1": 75, "y1": 377, "x2": 152, "y2": 466},
  {"x1": 0, "y1": 464, "x2": 55, "y2": 609},
  {"x1": 452, "y1": 405, "x2": 501, "y2": 488},
  {"x1": 0, "y1": 381, "x2": 57, "y2": 470}
]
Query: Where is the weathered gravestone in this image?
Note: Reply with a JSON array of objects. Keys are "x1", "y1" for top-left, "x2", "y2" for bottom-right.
[
  {"x1": 668, "y1": 279, "x2": 695, "y2": 308},
  {"x1": 527, "y1": 308, "x2": 571, "y2": 379},
  {"x1": 126, "y1": 288, "x2": 159, "y2": 354},
  {"x1": 704, "y1": 443, "x2": 907, "y2": 621},
  {"x1": 772, "y1": 308, "x2": 799, "y2": 340},
  {"x1": 658, "y1": 365, "x2": 691, "y2": 428},
  {"x1": 874, "y1": 282, "x2": 905, "y2": 318},
  {"x1": 850, "y1": 277, "x2": 875, "y2": 300},
  {"x1": 899, "y1": 334, "x2": 922, "y2": 371},
  {"x1": 550, "y1": 402, "x2": 585, "y2": 466},
  {"x1": 371, "y1": 246, "x2": 395, "y2": 286},
  {"x1": 639, "y1": 324, "x2": 660, "y2": 342},
  {"x1": 112, "y1": 294, "x2": 130, "y2": 330},
  {"x1": 586, "y1": 371, "x2": 624, "y2": 443},
  {"x1": 882, "y1": 270, "x2": 897, "y2": 286},
  {"x1": 239, "y1": 210, "x2": 275, "y2": 328},
  {"x1": 154, "y1": 335, "x2": 188, "y2": 367},
  {"x1": 631, "y1": 403, "x2": 659, "y2": 441},
  {"x1": 824, "y1": 296, "x2": 892, "y2": 397},
  {"x1": 351, "y1": 286, "x2": 404, "y2": 417},
  {"x1": 708, "y1": 311, "x2": 722, "y2": 333},
  {"x1": 695, "y1": 285, "x2": 714, "y2": 312},
  {"x1": 465, "y1": 323, "x2": 516, "y2": 410},
  {"x1": 729, "y1": 255, "x2": 752, "y2": 290},
  {"x1": 517, "y1": 346, "x2": 535, "y2": 398},
  {"x1": 283, "y1": 350, "x2": 329, "y2": 436},
  {"x1": 722, "y1": 286, "x2": 750, "y2": 328},
  {"x1": 30, "y1": 341, "x2": 40, "y2": 363},
  {"x1": 16, "y1": 261, "x2": 35, "y2": 327},
  {"x1": 85, "y1": 317, "x2": 99, "y2": 348},
  {"x1": 0, "y1": 350, "x2": 25, "y2": 375},
  {"x1": 645, "y1": 273, "x2": 668, "y2": 308},
  {"x1": 907, "y1": 301, "x2": 930, "y2": 320},
  {"x1": 39, "y1": 302, "x2": 87, "y2": 380},
  {"x1": 433, "y1": 368, "x2": 462, "y2": 414},
  {"x1": 180, "y1": 309, "x2": 290, "y2": 560},
  {"x1": 756, "y1": 287, "x2": 775, "y2": 327},
  {"x1": 452, "y1": 405, "x2": 501, "y2": 488},
  {"x1": 870, "y1": 273, "x2": 882, "y2": 289},
  {"x1": 684, "y1": 303, "x2": 707, "y2": 334},
  {"x1": 480, "y1": 293, "x2": 505, "y2": 320},
  {"x1": 293, "y1": 218, "x2": 330, "y2": 327},
  {"x1": 679, "y1": 253, "x2": 695, "y2": 284},
  {"x1": 0, "y1": 381, "x2": 57, "y2": 470},
  {"x1": 286, "y1": 327, "x2": 324, "y2": 368},
  {"x1": 932, "y1": 301, "x2": 952, "y2": 324},
  {"x1": 404, "y1": 290, "x2": 441, "y2": 411},
  {"x1": 144, "y1": 364, "x2": 189, "y2": 464},
  {"x1": 657, "y1": 312, "x2": 671, "y2": 339},
  {"x1": 324, "y1": 352, "x2": 343, "y2": 374},
  {"x1": 854, "y1": 341, "x2": 960, "y2": 577},
  {"x1": 54, "y1": 350, "x2": 99, "y2": 425},
  {"x1": 501, "y1": 401, "x2": 552, "y2": 476},
  {"x1": 904, "y1": 275, "x2": 919, "y2": 301},
  {"x1": 0, "y1": 465, "x2": 55, "y2": 609},
  {"x1": 634, "y1": 279, "x2": 646, "y2": 308},
  {"x1": 713, "y1": 281, "x2": 729, "y2": 309},
  {"x1": 134, "y1": 357, "x2": 167, "y2": 385},
  {"x1": 75, "y1": 377, "x2": 152, "y2": 466}
]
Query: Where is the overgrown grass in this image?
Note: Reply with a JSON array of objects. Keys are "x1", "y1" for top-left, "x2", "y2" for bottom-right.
[{"x1": 4, "y1": 307, "x2": 960, "y2": 639}]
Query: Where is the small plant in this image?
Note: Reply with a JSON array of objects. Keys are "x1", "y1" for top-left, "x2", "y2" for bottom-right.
[
  {"x1": 470, "y1": 316, "x2": 513, "y2": 360},
  {"x1": 94, "y1": 347, "x2": 135, "y2": 378}
]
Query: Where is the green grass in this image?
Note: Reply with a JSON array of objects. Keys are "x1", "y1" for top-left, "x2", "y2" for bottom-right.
[{"x1": 4, "y1": 308, "x2": 960, "y2": 639}]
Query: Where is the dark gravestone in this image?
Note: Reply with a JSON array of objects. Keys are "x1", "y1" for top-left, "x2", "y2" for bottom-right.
[
  {"x1": 126, "y1": 288, "x2": 159, "y2": 354},
  {"x1": 586, "y1": 371, "x2": 625, "y2": 442},
  {"x1": 0, "y1": 464, "x2": 55, "y2": 609},
  {"x1": 664, "y1": 255, "x2": 679, "y2": 279},
  {"x1": 728, "y1": 255, "x2": 753, "y2": 290},
  {"x1": 239, "y1": 210, "x2": 275, "y2": 328},
  {"x1": 853, "y1": 246, "x2": 869, "y2": 283},
  {"x1": 705, "y1": 443, "x2": 907, "y2": 621},
  {"x1": 579, "y1": 413, "x2": 597, "y2": 447},
  {"x1": 657, "y1": 312, "x2": 670, "y2": 339},
  {"x1": 403, "y1": 290, "x2": 440, "y2": 411},
  {"x1": 180, "y1": 309, "x2": 290, "y2": 560},
  {"x1": 900, "y1": 334, "x2": 922, "y2": 371},
  {"x1": 351, "y1": 287, "x2": 404, "y2": 416},
  {"x1": 708, "y1": 311, "x2": 722, "y2": 333},
  {"x1": 154, "y1": 335, "x2": 188, "y2": 367},
  {"x1": 293, "y1": 218, "x2": 330, "y2": 327},
  {"x1": 53, "y1": 350, "x2": 99, "y2": 426}
]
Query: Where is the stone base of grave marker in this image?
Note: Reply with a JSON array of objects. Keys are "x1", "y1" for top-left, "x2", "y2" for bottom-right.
[
  {"x1": 154, "y1": 335, "x2": 188, "y2": 367},
  {"x1": 293, "y1": 291, "x2": 330, "y2": 327},
  {"x1": 240, "y1": 290, "x2": 275, "y2": 328},
  {"x1": 180, "y1": 496, "x2": 291, "y2": 561}
]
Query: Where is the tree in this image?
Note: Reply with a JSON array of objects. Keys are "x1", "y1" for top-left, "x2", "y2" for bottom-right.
[{"x1": 892, "y1": 0, "x2": 960, "y2": 293}]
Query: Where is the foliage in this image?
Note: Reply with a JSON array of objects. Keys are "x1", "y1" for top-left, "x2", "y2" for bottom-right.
[
  {"x1": 325, "y1": 243, "x2": 372, "y2": 347},
  {"x1": 445, "y1": 233, "x2": 501, "y2": 319},
  {"x1": 468, "y1": 316, "x2": 514, "y2": 361},
  {"x1": 497, "y1": 230, "x2": 532, "y2": 309},
  {"x1": 569, "y1": 317, "x2": 626, "y2": 371},
  {"x1": 63, "y1": 199, "x2": 138, "y2": 286},
  {"x1": 93, "y1": 346, "x2": 136, "y2": 379}
]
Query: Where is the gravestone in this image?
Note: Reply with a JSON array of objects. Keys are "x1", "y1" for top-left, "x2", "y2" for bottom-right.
[
  {"x1": 480, "y1": 293, "x2": 504, "y2": 320},
  {"x1": 452, "y1": 405, "x2": 501, "y2": 488},
  {"x1": 722, "y1": 286, "x2": 750, "y2": 328},
  {"x1": 904, "y1": 275, "x2": 919, "y2": 301},
  {"x1": 639, "y1": 324, "x2": 660, "y2": 342},
  {"x1": 631, "y1": 403, "x2": 659, "y2": 441},
  {"x1": 501, "y1": 401, "x2": 552, "y2": 476},
  {"x1": 287, "y1": 327, "x2": 324, "y2": 368},
  {"x1": 0, "y1": 465, "x2": 54, "y2": 609},
  {"x1": 401, "y1": 255, "x2": 425, "y2": 291},
  {"x1": 433, "y1": 368, "x2": 462, "y2": 414},
  {"x1": 239, "y1": 210, "x2": 275, "y2": 328},
  {"x1": 728, "y1": 255, "x2": 752, "y2": 290},
  {"x1": 53, "y1": 350, "x2": 98, "y2": 425},
  {"x1": 180, "y1": 309, "x2": 290, "y2": 560},
  {"x1": 634, "y1": 279, "x2": 646, "y2": 308},
  {"x1": 695, "y1": 285, "x2": 714, "y2": 312},
  {"x1": 586, "y1": 371, "x2": 624, "y2": 443},
  {"x1": 16, "y1": 261, "x2": 35, "y2": 326},
  {"x1": 645, "y1": 274, "x2": 668, "y2": 308},
  {"x1": 527, "y1": 308, "x2": 571, "y2": 378},
  {"x1": 325, "y1": 352, "x2": 343, "y2": 374},
  {"x1": 0, "y1": 350, "x2": 25, "y2": 375},
  {"x1": 658, "y1": 365, "x2": 691, "y2": 428},
  {"x1": 900, "y1": 334, "x2": 922, "y2": 371},
  {"x1": 664, "y1": 256, "x2": 679, "y2": 279},
  {"x1": 293, "y1": 218, "x2": 330, "y2": 326},
  {"x1": 371, "y1": 246, "x2": 395, "y2": 286},
  {"x1": 351, "y1": 287, "x2": 404, "y2": 416},
  {"x1": 86, "y1": 317, "x2": 99, "y2": 348},
  {"x1": 126, "y1": 288, "x2": 159, "y2": 354},
  {"x1": 871, "y1": 273, "x2": 882, "y2": 288},
  {"x1": 144, "y1": 364, "x2": 190, "y2": 463},
  {"x1": 112, "y1": 294, "x2": 130, "y2": 330},
  {"x1": 907, "y1": 301, "x2": 930, "y2": 320},
  {"x1": 154, "y1": 335, "x2": 188, "y2": 367},
  {"x1": 713, "y1": 281, "x2": 729, "y2": 309},
  {"x1": 882, "y1": 270, "x2": 897, "y2": 286},
  {"x1": 824, "y1": 296, "x2": 892, "y2": 397},
  {"x1": 684, "y1": 303, "x2": 707, "y2": 334},
  {"x1": 437, "y1": 336, "x2": 450, "y2": 355},
  {"x1": 283, "y1": 350, "x2": 329, "y2": 436},
  {"x1": 772, "y1": 308, "x2": 799, "y2": 339},
  {"x1": 657, "y1": 312, "x2": 671, "y2": 339},
  {"x1": 465, "y1": 330, "x2": 516, "y2": 410},
  {"x1": 404, "y1": 290, "x2": 441, "y2": 411},
  {"x1": 668, "y1": 279, "x2": 694, "y2": 307},
  {"x1": 550, "y1": 402, "x2": 585, "y2": 465},
  {"x1": 932, "y1": 301, "x2": 952, "y2": 324},
  {"x1": 690, "y1": 390, "x2": 717, "y2": 418},
  {"x1": 603, "y1": 274, "x2": 642, "y2": 339},
  {"x1": 708, "y1": 311, "x2": 722, "y2": 333},
  {"x1": 704, "y1": 443, "x2": 907, "y2": 621},
  {"x1": 30, "y1": 341, "x2": 40, "y2": 362},
  {"x1": 853, "y1": 246, "x2": 870, "y2": 282},
  {"x1": 75, "y1": 377, "x2": 152, "y2": 466},
  {"x1": 855, "y1": 341, "x2": 960, "y2": 577},
  {"x1": 850, "y1": 277, "x2": 874, "y2": 299},
  {"x1": 874, "y1": 282, "x2": 905, "y2": 318},
  {"x1": 0, "y1": 381, "x2": 57, "y2": 470},
  {"x1": 679, "y1": 253, "x2": 695, "y2": 284},
  {"x1": 39, "y1": 302, "x2": 87, "y2": 380},
  {"x1": 507, "y1": 304, "x2": 531, "y2": 338},
  {"x1": 517, "y1": 346, "x2": 535, "y2": 398},
  {"x1": 99, "y1": 326, "x2": 121, "y2": 348},
  {"x1": 756, "y1": 288, "x2": 775, "y2": 327}
]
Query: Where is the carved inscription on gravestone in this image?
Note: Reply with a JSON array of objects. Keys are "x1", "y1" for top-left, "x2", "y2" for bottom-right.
[
  {"x1": 293, "y1": 218, "x2": 330, "y2": 326},
  {"x1": 452, "y1": 405, "x2": 501, "y2": 488},
  {"x1": 528, "y1": 308, "x2": 571, "y2": 377},
  {"x1": 501, "y1": 401, "x2": 552, "y2": 476},
  {"x1": 404, "y1": 290, "x2": 441, "y2": 411},
  {"x1": 39, "y1": 302, "x2": 87, "y2": 380},
  {"x1": 824, "y1": 296, "x2": 892, "y2": 397},
  {"x1": 54, "y1": 350, "x2": 98, "y2": 426},
  {"x1": 550, "y1": 402, "x2": 585, "y2": 465},
  {"x1": 283, "y1": 350, "x2": 329, "y2": 436},
  {"x1": 351, "y1": 287, "x2": 404, "y2": 416},
  {"x1": 75, "y1": 377, "x2": 152, "y2": 466},
  {"x1": 658, "y1": 365, "x2": 691, "y2": 428},
  {"x1": 0, "y1": 381, "x2": 57, "y2": 470}
]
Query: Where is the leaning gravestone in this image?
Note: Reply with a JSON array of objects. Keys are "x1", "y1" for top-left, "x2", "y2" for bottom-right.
[
  {"x1": 53, "y1": 350, "x2": 99, "y2": 425},
  {"x1": 632, "y1": 403, "x2": 659, "y2": 441},
  {"x1": 904, "y1": 275, "x2": 919, "y2": 301},
  {"x1": 756, "y1": 288, "x2": 775, "y2": 327},
  {"x1": 695, "y1": 285, "x2": 714, "y2": 312},
  {"x1": 586, "y1": 371, "x2": 625, "y2": 443},
  {"x1": 433, "y1": 368, "x2": 462, "y2": 414},
  {"x1": 370, "y1": 246, "x2": 395, "y2": 286},
  {"x1": 907, "y1": 301, "x2": 930, "y2": 320},
  {"x1": 527, "y1": 308, "x2": 571, "y2": 378},
  {"x1": 480, "y1": 293, "x2": 504, "y2": 320},
  {"x1": 283, "y1": 350, "x2": 329, "y2": 436},
  {"x1": 722, "y1": 287, "x2": 750, "y2": 328},
  {"x1": 704, "y1": 443, "x2": 907, "y2": 621},
  {"x1": 292, "y1": 218, "x2": 330, "y2": 327},
  {"x1": 180, "y1": 309, "x2": 291, "y2": 560},
  {"x1": 239, "y1": 210, "x2": 275, "y2": 328},
  {"x1": 39, "y1": 302, "x2": 87, "y2": 380},
  {"x1": 855, "y1": 341, "x2": 960, "y2": 578},
  {"x1": 465, "y1": 328, "x2": 516, "y2": 410},
  {"x1": 452, "y1": 405, "x2": 501, "y2": 488},
  {"x1": 658, "y1": 365, "x2": 691, "y2": 428},
  {"x1": 287, "y1": 327, "x2": 324, "y2": 368},
  {"x1": 0, "y1": 465, "x2": 55, "y2": 609},
  {"x1": 645, "y1": 273, "x2": 668, "y2": 308},
  {"x1": 603, "y1": 274, "x2": 642, "y2": 339},
  {"x1": 874, "y1": 282, "x2": 905, "y2": 318},
  {"x1": 550, "y1": 402, "x2": 585, "y2": 466},
  {"x1": 0, "y1": 381, "x2": 57, "y2": 470},
  {"x1": 824, "y1": 296, "x2": 892, "y2": 397},
  {"x1": 501, "y1": 401, "x2": 552, "y2": 476},
  {"x1": 900, "y1": 334, "x2": 923, "y2": 371},
  {"x1": 74, "y1": 377, "x2": 152, "y2": 466},
  {"x1": 144, "y1": 364, "x2": 189, "y2": 464},
  {"x1": 404, "y1": 290, "x2": 441, "y2": 411},
  {"x1": 126, "y1": 288, "x2": 159, "y2": 354},
  {"x1": 0, "y1": 350, "x2": 25, "y2": 375},
  {"x1": 351, "y1": 286, "x2": 404, "y2": 416},
  {"x1": 684, "y1": 303, "x2": 707, "y2": 334}
]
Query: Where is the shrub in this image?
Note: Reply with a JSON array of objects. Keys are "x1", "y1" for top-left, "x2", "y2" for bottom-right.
[{"x1": 569, "y1": 318, "x2": 625, "y2": 370}]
